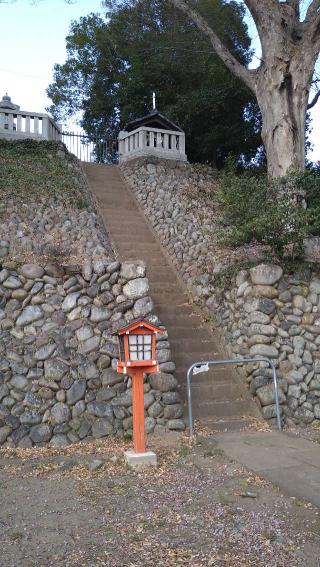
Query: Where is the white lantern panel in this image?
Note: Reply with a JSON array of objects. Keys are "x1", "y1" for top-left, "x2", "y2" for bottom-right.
[{"x1": 128, "y1": 334, "x2": 153, "y2": 361}]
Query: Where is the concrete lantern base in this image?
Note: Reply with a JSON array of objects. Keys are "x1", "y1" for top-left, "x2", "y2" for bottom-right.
[{"x1": 124, "y1": 450, "x2": 157, "y2": 469}]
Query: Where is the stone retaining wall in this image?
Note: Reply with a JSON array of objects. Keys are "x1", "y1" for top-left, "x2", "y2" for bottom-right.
[
  {"x1": 0, "y1": 259, "x2": 184, "y2": 447},
  {"x1": 0, "y1": 144, "x2": 183, "y2": 447},
  {"x1": 122, "y1": 158, "x2": 320, "y2": 427},
  {"x1": 0, "y1": 145, "x2": 113, "y2": 265},
  {"x1": 121, "y1": 158, "x2": 220, "y2": 298},
  {"x1": 216, "y1": 264, "x2": 320, "y2": 426}
]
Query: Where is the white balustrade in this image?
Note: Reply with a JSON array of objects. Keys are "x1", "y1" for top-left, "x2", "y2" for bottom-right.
[
  {"x1": 0, "y1": 108, "x2": 61, "y2": 141},
  {"x1": 118, "y1": 126, "x2": 187, "y2": 163}
]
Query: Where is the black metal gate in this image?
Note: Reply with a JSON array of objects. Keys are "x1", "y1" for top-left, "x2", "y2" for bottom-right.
[{"x1": 61, "y1": 131, "x2": 118, "y2": 164}]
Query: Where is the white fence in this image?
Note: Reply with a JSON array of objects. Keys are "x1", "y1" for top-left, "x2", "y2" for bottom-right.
[
  {"x1": 118, "y1": 126, "x2": 187, "y2": 163},
  {"x1": 0, "y1": 109, "x2": 61, "y2": 141}
]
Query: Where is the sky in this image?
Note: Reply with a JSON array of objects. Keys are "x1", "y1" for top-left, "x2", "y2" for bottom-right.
[
  {"x1": 0, "y1": 0, "x2": 319, "y2": 161},
  {"x1": 0, "y1": 0, "x2": 104, "y2": 129}
]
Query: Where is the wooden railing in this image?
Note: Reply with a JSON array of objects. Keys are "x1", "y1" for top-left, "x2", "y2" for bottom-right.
[
  {"x1": 0, "y1": 109, "x2": 61, "y2": 141},
  {"x1": 118, "y1": 126, "x2": 187, "y2": 163}
]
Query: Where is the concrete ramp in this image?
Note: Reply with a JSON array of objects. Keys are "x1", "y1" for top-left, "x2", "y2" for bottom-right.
[
  {"x1": 84, "y1": 163, "x2": 260, "y2": 430},
  {"x1": 217, "y1": 431, "x2": 320, "y2": 507}
]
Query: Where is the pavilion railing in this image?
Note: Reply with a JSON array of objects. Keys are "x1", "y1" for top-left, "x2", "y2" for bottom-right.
[
  {"x1": 118, "y1": 126, "x2": 187, "y2": 163},
  {"x1": 0, "y1": 108, "x2": 61, "y2": 141}
]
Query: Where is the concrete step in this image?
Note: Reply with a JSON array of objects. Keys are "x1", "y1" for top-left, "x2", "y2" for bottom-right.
[
  {"x1": 199, "y1": 418, "x2": 257, "y2": 432},
  {"x1": 148, "y1": 272, "x2": 179, "y2": 282},
  {"x1": 192, "y1": 399, "x2": 251, "y2": 419},
  {"x1": 185, "y1": 379, "x2": 242, "y2": 394},
  {"x1": 184, "y1": 384, "x2": 244, "y2": 404},
  {"x1": 170, "y1": 337, "x2": 213, "y2": 351},
  {"x1": 173, "y1": 351, "x2": 221, "y2": 367},
  {"x1": 166, "y1": 326, "x2": 209, "y2": 340},
  {"x1": 107, "y1": 227, "x2": 154, "y2": 237},
  {"x1": 153, "y1": 307, "x2": 200, "y2": 319},
  {"x1": 149, "y1": 279, "x2": 179, "y2": 288},
  {"x1": 153, "y1": 298, "x2": 191, "y2": 306},
  {"x1": 152, "y1": 298, "x2": 192, "y2": 307},
  {"x1": 157, "y1": 313, "x2": 203, "y2": 325},
  {"x1": 176, "y1": 367, "x2": 235, "y2": 387},
  {"x1": 114, "y1": 243, "x2": 162, "y2": 252},
  {"x1": 139, "y1": 260, "x2": 176, "y2": 270},
  {"x1": 150, "y1": 287, "x2": 181, "y2": 296},
  {"x1": 107, "y1": 214, "x2": 148, "y2": 222},
  {"x1": 157, "y1": 318, "x2": 203, "y2": 331}
]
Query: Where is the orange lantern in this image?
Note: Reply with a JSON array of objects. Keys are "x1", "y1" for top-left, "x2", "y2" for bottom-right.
[{"x1": 116, "y1": 317, "x2": 165, "y2": 454}]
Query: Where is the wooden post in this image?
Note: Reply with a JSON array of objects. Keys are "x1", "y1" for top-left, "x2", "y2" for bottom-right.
[{"x1": 131, "y1": 368, "x2": 146, "y2": 454}]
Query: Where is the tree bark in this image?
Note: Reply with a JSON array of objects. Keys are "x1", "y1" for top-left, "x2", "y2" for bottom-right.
[
  {"x1": 168, "y1": 0, "x2": 320, "y2": 177},
  {"x1": 253, "y1": 3, "x2": 319, "y2": 177},
  {"x1": 257, "y1": 83, "x2": 306, "y2": 178},
  {"x1": 255, "y1": 57, "x2": 314, "y2": 177}
]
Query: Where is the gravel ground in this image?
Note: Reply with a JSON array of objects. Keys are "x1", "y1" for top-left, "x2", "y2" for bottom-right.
[{"x1": 0, "y1": 434, "x2": 319, "y2": 567}]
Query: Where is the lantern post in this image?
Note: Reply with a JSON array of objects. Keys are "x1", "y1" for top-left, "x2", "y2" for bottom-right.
[{"x1": 116, "y1": 318, "x2": 165, "y2": 468}]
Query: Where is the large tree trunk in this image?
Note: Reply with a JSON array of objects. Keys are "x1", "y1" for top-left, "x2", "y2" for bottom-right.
[
  {"x1": 256, "y1": 65, "x2": 308, "y2": 177},
  {"x1": 253, "y1": 6, "x2": 318, "y2": 178}
]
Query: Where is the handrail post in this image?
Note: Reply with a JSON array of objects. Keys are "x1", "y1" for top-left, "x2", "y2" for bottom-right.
[
  {"x1": 270, "y1": 359, "x2": 281, "y2": 431},
  {"x1": 187, "y1": 366, "x2": 194, "y2": 437}
]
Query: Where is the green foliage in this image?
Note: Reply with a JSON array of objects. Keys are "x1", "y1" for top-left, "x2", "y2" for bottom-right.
[
  {"x1": 211, "y1": 261, "x2": 255, "y2": 289},
  {"x1": 179, "y1": 445, "x2": 191, "y2": 459},
  {"x1": 0, "y1": 139, "x2": 88, "y2": 207},
  {"x1": 217, "y1": 162, "x2": 320, "y2": 258},
  {"x1": 47, "y1": 0, "x2": 262, "y2": 167}
]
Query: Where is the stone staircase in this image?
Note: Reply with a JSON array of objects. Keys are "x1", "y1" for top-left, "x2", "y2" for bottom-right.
[{"x1": 84, "y1": 164, "x2": 260, "y2": 431}]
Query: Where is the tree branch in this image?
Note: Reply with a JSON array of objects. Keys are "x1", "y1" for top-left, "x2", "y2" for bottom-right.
[
  {"x1": 286, "y1": 0, "x2": 300, "y2": 18},
  {"x1": 168, "y1": 0, "x2": 256, "y2": 92},
  {"x1": 305, "y1": 0, "x2": 320, "y2": 22},
  {"x1": 244, "y1": 0, "x2": 279, "y2": 26},
  {"x1": 308, "y1": 89, "x2": 320, "y2": 109},
  {"x1": 306, "y1": 8, "x2": 320, "y2": 51},
  {"x1": 243, "y1": 0, "x2": 265, "y2": 26}
]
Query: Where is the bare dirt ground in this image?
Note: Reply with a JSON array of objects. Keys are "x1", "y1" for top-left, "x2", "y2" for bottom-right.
[{"x1": 0, "y1": 433, "x2": 319, "y2": 567}]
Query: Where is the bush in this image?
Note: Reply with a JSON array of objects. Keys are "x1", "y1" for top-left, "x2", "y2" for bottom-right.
[{"x1": 217, "y1": 162, "x2": 320, "y2": 258}]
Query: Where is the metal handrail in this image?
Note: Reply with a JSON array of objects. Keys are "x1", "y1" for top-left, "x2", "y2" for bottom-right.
[{"x1": 187, "y1": 357, "x2": 282, "y2": 436}]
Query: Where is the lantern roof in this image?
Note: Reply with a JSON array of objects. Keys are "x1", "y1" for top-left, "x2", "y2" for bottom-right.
[
  {"x1": 124, "y1": 110, "x2": 183, "y2": 133},
  {"x1": 116, "y1": 317, "x2": 165, "y2": 336}
]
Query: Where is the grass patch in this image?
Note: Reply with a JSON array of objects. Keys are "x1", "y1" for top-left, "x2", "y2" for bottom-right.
[
  {"x1": 179, "y1": 445, "x2": 191, "y2": 459},
  {"x1": 0, "y1": 139, "x2": 89, "y2": 208},
  {"x1": 212, "y1": 262, "x2": 255, "y2": 289}
]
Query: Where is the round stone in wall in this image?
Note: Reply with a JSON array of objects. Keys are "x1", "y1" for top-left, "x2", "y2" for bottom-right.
[
  {"x1": 67, "y1": 380, "x2": 86, "y2": 405},
  {"x1": 51, "y1": 403, "x2": 71, "y2": 425},
  {"x1": 250, "y1": 264, "x2": 283, "y2": 286},
  {"x1": 149, "y1": 373, "x2": 178, "y2": 392},
  {"x1": 123, "y1": 278, "x2": 149, "y2": 300},
  {"x1": 30, "y1": 424, "x2": 52, "y2": 443},
  {"x1": 120, "y1": 260, "x2": 146, "y2": 280},
  {"x1": 92, "y1": 418, "x2": 113, "y2": 438},
  {"x1": 16, "y1": 305, "x2": 44, "y2": 327},
  {"x1": 19, "y1": 264, "x2": 45, "y2": 279}
]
